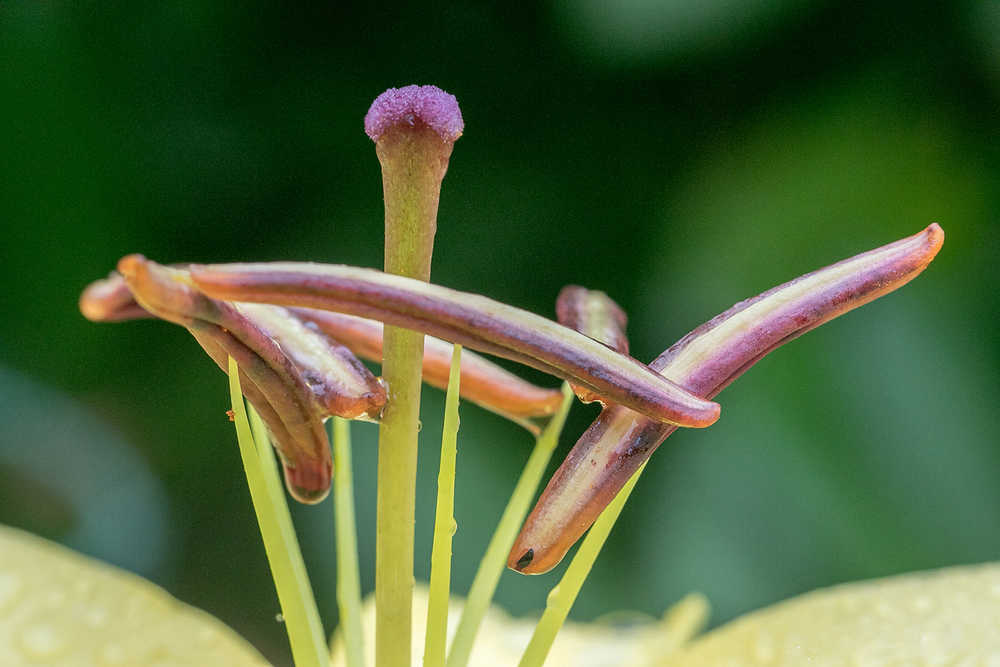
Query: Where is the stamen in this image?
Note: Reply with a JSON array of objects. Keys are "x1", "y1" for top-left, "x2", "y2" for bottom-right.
[{"x1": 509, "y1": 224, "x2": 944, "y2": 574}]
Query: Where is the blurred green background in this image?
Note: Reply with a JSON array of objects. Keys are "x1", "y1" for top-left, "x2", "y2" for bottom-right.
[{"x1": 1, "y1": 1, "x2": 998, "y2": 664}]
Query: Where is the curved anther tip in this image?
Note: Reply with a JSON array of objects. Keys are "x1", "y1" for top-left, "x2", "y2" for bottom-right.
[
  {"x1": 79, "y1": 277, "x2": 124, "y2": 322},
  {"x1": 282, "y1": 462, "x2": 331, "y2": 505},
  {"x1": 78, "y1": 291, "x2": 104, "y2": 322},
  {"x1": 288, "y1": 485, "x2": 330, "y2": 505},
  {"x1": 698, "y1": 402, "x2": 722, "y2": 428},
  {"x1": 507, "y1": 542, "x2": 554, "y2": 574},
  {"x1": 922, "y1": 222, "x2": 945, "y2": 255},
  {"x1": 896, "y1": 223, "x2": 943, "y2": 274},
  {"x1": 116, "y1": 253, "x2": 147, "y2": 279},
  {"x1": 364, "y1": 85, "x2": 464, "y2": 143}
]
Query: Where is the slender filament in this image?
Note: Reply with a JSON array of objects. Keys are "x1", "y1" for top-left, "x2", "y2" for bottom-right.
[
  {"x1": 424, "y1": 345, "x2": 463, "y2": 667},
  {"x1": 228, "y1": 357, "x2": 327, "y2": 667},
  {"x1": 446, "y1": 384, "x2": 575, "y2": 667}
]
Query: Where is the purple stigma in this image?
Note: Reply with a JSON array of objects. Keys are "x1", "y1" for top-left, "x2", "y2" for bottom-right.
[{"x1": 364, "y1": 85, "x2": 464, "y2": 143}]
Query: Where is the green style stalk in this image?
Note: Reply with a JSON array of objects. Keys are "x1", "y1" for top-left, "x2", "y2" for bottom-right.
[{"x1": 364, "y1": 85, "x2": 463, "y2": 667}]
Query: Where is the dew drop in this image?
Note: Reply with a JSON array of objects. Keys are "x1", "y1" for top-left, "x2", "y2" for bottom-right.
[
  {"x1": 450, "y1": 519, "x2": 458, "y2": 536},
  {"x1": 275, "y1": 613, "x2": 285, "y2": 624},
  {"x1": 416, "y1": 420, "x2": 423, "y2": 432}
]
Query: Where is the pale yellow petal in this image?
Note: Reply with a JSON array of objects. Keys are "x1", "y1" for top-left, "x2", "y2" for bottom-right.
[
  {"x1": 661, "y1": 562, "x2": 1000, "y2": 667},
  {"x1": 329, "y1": 586, "x2": 705, "y2": 667},
  {"x1": 0, "y1": 525, "x2": 269, "y2": 666}
]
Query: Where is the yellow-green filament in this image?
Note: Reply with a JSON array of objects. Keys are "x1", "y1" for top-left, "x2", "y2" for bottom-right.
[
  {"x1": 446, "y1": 384, "x2": 575, "y2": 667},
  {"x1": 517, "y1": 463, "x2": 648, "y2": 667},
  {"x1": 333, "y1": 417, "x2": 365, "y2": 667},
  {"x1": 228, "y1": 357, "x2": 327, "y2": 667},
  {"x1": 424, "y1": 345, "x2": 463, "y2": 667}
]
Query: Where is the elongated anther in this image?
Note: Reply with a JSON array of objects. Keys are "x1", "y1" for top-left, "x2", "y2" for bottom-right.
[
  {"x1": 116, "y1": 256, "x2": 387, "y2": 419},
  {"x1": 231, "y1": 302, "x2": 387, "y2": 420},
  {"x1": 78, "y1": 273, "x2": 562, "y2": 430},
  {"x1": 556, "y1": 285, "x2": 630, "y2": 404},
  {"x1": 79, "y1": 272, "x2": 153, "y2": 322},
  {"x1": 115, "y1": 255, "x2": 389, "y2": 503},
  {"x1": 508, "y1": 224, "x2": 945, "y2": 574},
  {"x1": 190, "y1": 326, "x2": 332, "y2": 503},
  {"x1": 290, "y1": 309, "x2": 563, "y2": 426},
  {"x1": 188, "y1": 263, "x2": 722, "y2": 428}
]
